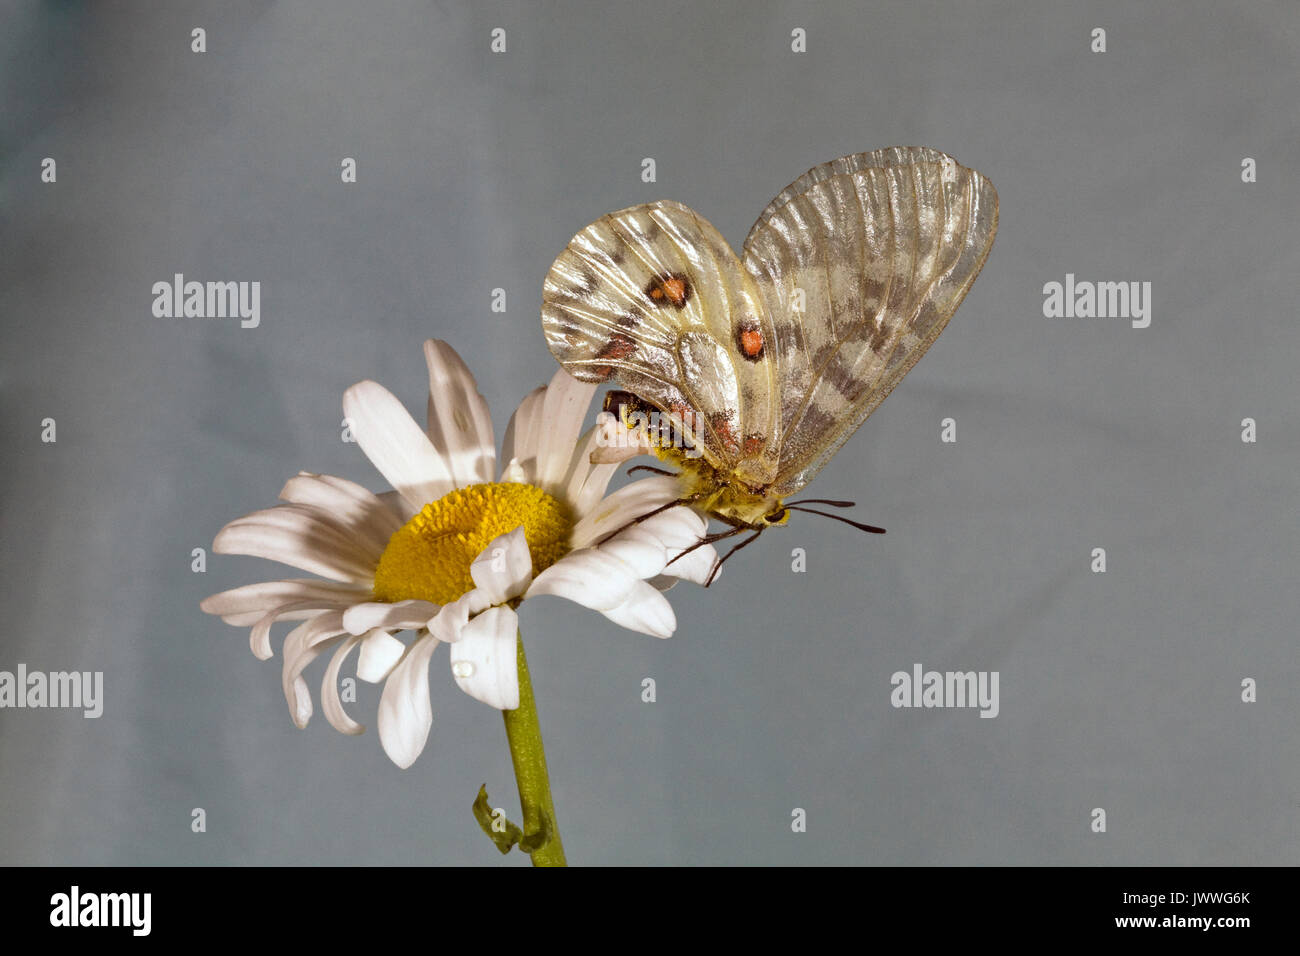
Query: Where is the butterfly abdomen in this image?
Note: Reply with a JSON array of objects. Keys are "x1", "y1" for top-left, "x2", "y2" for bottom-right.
[{"x1": 601, "y1": 389, "x2": 785, "y2": 526}]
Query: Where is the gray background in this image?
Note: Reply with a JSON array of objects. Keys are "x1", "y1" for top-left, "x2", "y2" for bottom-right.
[{"x1": 2, "y1": 0, "x2": 1297, "y2": 866}]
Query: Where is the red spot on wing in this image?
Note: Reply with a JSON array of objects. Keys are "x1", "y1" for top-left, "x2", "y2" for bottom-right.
[
  {"x1": 735, "y1": 319, "x2": 765, "y2": 362},
  {"x1": 709, "y1": 411, "x2": 740, "y2": 453},
  {"x1": 592, "y1": 332, "x2": 636, "y2": 380},
  {"x1": 644, "y1": 273, "x2": 692, "y2": 309}
]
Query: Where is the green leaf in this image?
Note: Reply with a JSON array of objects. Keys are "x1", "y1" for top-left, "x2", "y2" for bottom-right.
[
  {"x1": 472, "y1": 784, "x2": 524, "y2": 855},
  {"x1": 519, "y1": 809, "x2": 554, "y2": 854}
]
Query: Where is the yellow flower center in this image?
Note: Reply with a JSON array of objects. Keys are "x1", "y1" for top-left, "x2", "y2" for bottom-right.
[{"x1": 372, "y1": 483, "x2": 573, "y2": 606}]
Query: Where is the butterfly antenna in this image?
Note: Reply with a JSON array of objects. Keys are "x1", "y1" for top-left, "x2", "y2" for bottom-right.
[
  {"x1": 783, "y1": 504, "x2": 886, "y2": 534},
  {"x1": 785, "y1": 497, "x2": 858, "y2": 508},
  {"x1": 626, "y1": 464, "x2": 679, "y2": 477}
]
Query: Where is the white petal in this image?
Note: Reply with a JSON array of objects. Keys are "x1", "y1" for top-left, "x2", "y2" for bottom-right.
[
  {"x1": 588, "y1": 442, "x2": 647, "y2": 465},
  {"x1": 427, "y1": 589, "x2": 492, "y2": 644},
  {"x1": 569, "y1": 475, "x2": 682, "y2": 549},
  {"x1": 423, "y1": 340, "x2": 496, "y2": 486},
  {"x1": 321, "y1": 635, "x2": 365, "y2": 735},
  {"x1": 357, "y1": 630, "x2": 406, "y2": 683},
  {"x1": 586, "y1": 410, "x2": 654, "y2": 465},
  {"x1": 533, "y1": 369, "x2": 595, "y2": 494},
  {"x1": 633, "y1": 507, "x2": 709, "y2": 550},
  {"x1": 601, "y1": 579, "x2": 677, "y2": 638},
  {"x1": 200, "y1": 579, "x2": 370, "y2": 627},
  {"x1": 343, "y1": 380, "x2": 455, "y2": 512},
  {"x1": 378, "y1": 489, "x2": 418, "y2": 524},
  {"x1": 597, "y1": 507, "x2": 716, "y2": 585},
  {"x1": 449, "y1": 606, "x2": 520, "y2": 710},
  {"x1": 594, "y1": 525, "x2": 668, "y2": 579},
  {"x1": 499, "y1": 457, "x2": 528, "y2": 484},
  {"x1": 246, "y1": 601, "x2": 345, "y2": 661},
  {"x1": 468, "y1": 527, "x2": 532, "y2": 603},
  {"x1": 525, "y1": 548, "x2": 638, "y2": 612},
  {"x1": 214, "y1": 506, "x2": 377, "y2": 584},
  {"x1": 377, "y1": 632, "x2": 441, "y2": 769},
  {"x1": 661, "y1": 541, "x2": 721, "y2": 585},
  {"x1": 500, "y1": 385, "x2": 545, "y2": 484},
  {"x1": 281, "y1": 612, "x2": 348, "y2": 728},
  {"x1": 279, "y1": 472, "x2": 401, "y2": 555},
  {"x1": 562, "y1": 422, "x2": 620, "y2": 518},
  {"x1": 342, "y1": 599, "x2": 439, "y2": 636}
]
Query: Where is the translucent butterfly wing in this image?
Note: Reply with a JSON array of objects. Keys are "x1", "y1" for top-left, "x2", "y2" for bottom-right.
[
  {"x1": 742, "y1": 147, "x2": 999, "y2": 496},
  {"x1": 541, "y1": 201, "x2": 781, "y2": 480}
]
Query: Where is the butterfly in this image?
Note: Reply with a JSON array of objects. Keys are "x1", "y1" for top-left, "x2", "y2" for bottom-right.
[{"x1": 541, "y1": 147, "x2": 998, "y2": 583}]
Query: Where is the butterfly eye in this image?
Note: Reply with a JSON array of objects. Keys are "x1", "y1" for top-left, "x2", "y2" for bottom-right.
[{"x1": 764, "y1": 509, "x2": 787, "y2": 524}]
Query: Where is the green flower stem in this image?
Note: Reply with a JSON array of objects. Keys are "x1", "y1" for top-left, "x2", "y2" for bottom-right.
[{"x1": 502, "y1": 633, "x2": 567, "y2": 867}]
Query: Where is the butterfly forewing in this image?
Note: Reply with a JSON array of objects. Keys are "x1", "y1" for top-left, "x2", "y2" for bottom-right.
[
  {"x1": 541, "y1": 200, "x2": 780, "y2": 479},
  {"x1": 541, "y1": 148, "x2": 997, "y2": 520},
  {"x1": 741, "y1": 147, "x2": 999, "y2": 495}
]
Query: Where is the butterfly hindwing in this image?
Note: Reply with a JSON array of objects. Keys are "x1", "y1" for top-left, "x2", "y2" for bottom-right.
[
  {"x1": 541, "y1": 201, "x2": 781, "y2": 481},
  {"x1": 741, "y1": 147, "x2": 999, "y2": 495}
]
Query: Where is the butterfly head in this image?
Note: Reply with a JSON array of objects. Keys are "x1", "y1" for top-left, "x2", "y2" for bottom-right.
[
  {"x1": 659, "y1": 489, "x2": 883, "y2": 588},
  {"x1": 618, "y1": 451, "x2": 885, "y2": 588}
]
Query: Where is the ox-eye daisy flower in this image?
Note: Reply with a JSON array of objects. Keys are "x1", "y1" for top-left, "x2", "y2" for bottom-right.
[{"x1": 201, "y1": 340, "x2": 716, "y2": 835}]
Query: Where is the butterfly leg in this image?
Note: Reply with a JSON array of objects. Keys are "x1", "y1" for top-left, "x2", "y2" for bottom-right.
[
  {"x1": 703, "y1": 529, "x2": 764, "y2": 587},
  {"x1": 663, "y1": 527, "x2": 745, "y2": 568},
  {"x1": 593, "y1": 494, "x2": 704, "y2": 547},
  {"x1": 662, "y1": 525, "x2": 759, "y2": 588},
  {"x1": 626, "y1": 464, "x2": 679, "y2": 477}
]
